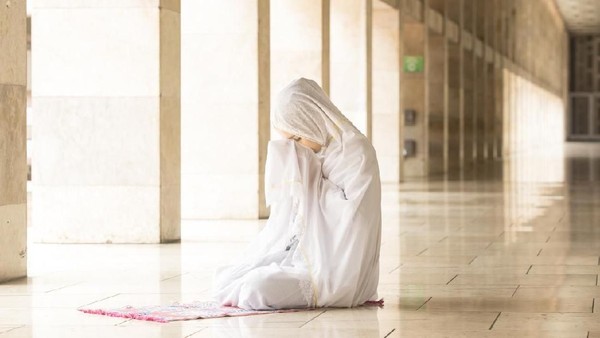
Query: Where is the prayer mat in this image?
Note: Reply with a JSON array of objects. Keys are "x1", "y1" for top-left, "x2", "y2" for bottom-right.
[
  {"x1": 79, "y1": 299, "x2": 384, "y2": 323},
  {"x1": 79, "y1": 301, "x2": 298, "y2": 323}
]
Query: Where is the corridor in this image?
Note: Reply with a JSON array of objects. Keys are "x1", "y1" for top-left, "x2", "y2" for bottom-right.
[
  {"x1": 2, "y1": 0, "x2": 600, "y2": 336},
  {"x1": 0, "y1": 143, "x2": 598, "y2": 337}
]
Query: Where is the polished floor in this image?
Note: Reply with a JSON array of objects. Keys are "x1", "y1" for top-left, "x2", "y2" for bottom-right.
[{"x1": 1, "y1": 143, "x2": 600, "y2": 337}]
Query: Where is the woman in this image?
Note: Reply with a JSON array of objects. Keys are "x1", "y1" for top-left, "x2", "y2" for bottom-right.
[{"x1": 214, "y1": 78, "x2": 381, "y2": 310}]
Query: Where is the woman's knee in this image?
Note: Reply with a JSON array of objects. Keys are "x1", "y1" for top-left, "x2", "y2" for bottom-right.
[
  {"x1": 237, "y1": 270, "x2": 272, "y2": 309},
  {"x1": 237, "y1": 269, "x2": 311, "y2": 310}
]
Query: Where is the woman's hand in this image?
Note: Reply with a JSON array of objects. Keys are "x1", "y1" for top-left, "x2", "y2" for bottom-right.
[{"x1": 276, "y1": 129, "x2": 322, "y2": 153}]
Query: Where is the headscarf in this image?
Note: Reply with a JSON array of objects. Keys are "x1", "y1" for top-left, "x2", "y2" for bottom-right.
[{"x1": 272, "y1": 78, "x2": 355, "y2": 146}]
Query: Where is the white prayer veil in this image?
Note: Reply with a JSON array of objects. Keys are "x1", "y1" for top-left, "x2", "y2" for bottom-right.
[{"x1": 272, "y1": 78, "x2": 355, "y2": 146}]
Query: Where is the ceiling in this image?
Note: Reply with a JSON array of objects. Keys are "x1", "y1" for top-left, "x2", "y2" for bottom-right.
[{"x1": 554, "y1": 0, "x2": 600, "y2": 35}]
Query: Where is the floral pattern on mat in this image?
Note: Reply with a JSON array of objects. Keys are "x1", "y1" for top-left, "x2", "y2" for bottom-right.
[{"x1": 79, "y1": 301, "x2": 298, "y2": 323}]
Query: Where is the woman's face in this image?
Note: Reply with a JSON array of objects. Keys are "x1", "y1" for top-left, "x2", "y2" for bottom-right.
[{"x1": 276, "y1": 129, "x2": 322, "y2": 153}]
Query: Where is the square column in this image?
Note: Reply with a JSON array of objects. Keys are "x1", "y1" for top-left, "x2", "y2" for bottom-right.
[
  {"x1": 474, "y1": 48, "x2": 485, "y2": 163},
  {"x1": 401, "y1": 0, "x2": 450, "y2": 177},
  {"x1": 492, "y1": 0, "x2": 505, "y2": 159},
  {"x1": 32, "y1": 1, "x2": 181, "y2": 243},
  {"x1": 446, "y1": 0, "x2": 463, "y2": 174},
  {"x1": 330, "y1": 0, "x2": 372, "y2": 137},
  {"x1": 484, "y1": 59, "x2": 495, "y2": 161},
  {"x1": 0, "y1": 0, "x2": 27, "y2": 281},
  {"x1": 483, "y1": 0, "x2": 496, "y2": 161},
  {"x1": 462, "y1": 44, "x2": 475, "y2": 167},
  {"x1": 473, "y1": 0, "x2": 485, "y2": 163},
  {"x1": 271, "y1": 0, "x2": 329, "y2": 142},
  {"x1": 271, "y1": 0, "x2": 327, "y2": 92},
  {"x1": 181, "y1": 0, "x2": 270, "y2": 219},
  {"x1": 372, "y1": 0, "x2": 400, "y2": 183},
  {"x1": 462, "y1": 0, "x2": 475, "y2": 167},
  {"x1": 426, "y1": 0, "x2": 446, "y2": 175},
  {"x1": 401, "y1": 2, "x2": 427, "y2": 177}
]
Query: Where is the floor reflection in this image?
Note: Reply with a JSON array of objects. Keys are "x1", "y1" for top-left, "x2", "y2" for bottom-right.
[{"x1": 1, "y1": 142, "x2": 600, "y2": 337}]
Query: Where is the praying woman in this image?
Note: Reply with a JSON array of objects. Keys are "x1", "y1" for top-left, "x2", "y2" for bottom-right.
[{"x1": 214, "y1": 78, "x2": 382, "y2": 310}]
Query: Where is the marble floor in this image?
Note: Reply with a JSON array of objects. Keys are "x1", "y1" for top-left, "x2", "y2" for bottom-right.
[{"x1": 2, "y1": 142, "x2": 600, "y2": 337}]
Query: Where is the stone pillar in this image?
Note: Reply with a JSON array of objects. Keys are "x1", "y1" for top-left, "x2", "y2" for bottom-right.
[
  {"x1": 446, "y1": 0, "x2": 462, "y2": 174},
  {"x1": 372, "y1": 0, "x2": 400, "y2": 183},
  {"x1": 492, "y1": 63, "x2": 503, "y2": 159},
  {"x1": 426, "y1": 0, "x2": 446, "y2": 175},
  {"x1": 485, "y1": 59, "x2": 495, "y2": 161},
  {"x1": 271, "y1": 0, "x2": 327, "y2": 135},
  {"x1": 32, "y1": 1, "x2": 181, "y2": 243},
  {"x1": 462, "y1": 0, "x2": 475, "y2": 168},
  {"x1": 397, "y1": 0, "x2": 406, "y2": 181},
  {"x1": 502, "y1": 66, "x2": 513, "y2": 159},
  {"x1": 0, "y1": 0, "x2": 27, "y2": 281},
  {"x1": 322, "y1": 0, "x2": 331, "y2": 95},
  {"x1": 181, "y1": 0, "x2": 270, "y2": 219},
  {"x1": 401, "y1": 0, "x2": 427, "y2": 177},
  {"x1": 271, "y1": 0, "x2": 324, "y2": 85},
  {"x1": 493, "y1": 0, "x2": 504, "y2": 160},
  {"x1": 473, "y1": 0, "x2": 485, "y2": 163},
  {"x1": 330, "y1": 0, "x2": 372, "y2": 137},
  {"x1": 483, "y1": 0, "x2": 495, "y2": 161},
  {"x1": 257, "y1": 0, "x2": 271, "y2": 219}
]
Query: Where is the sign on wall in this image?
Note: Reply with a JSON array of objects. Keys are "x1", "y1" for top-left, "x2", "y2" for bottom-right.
[{"x1": 403, "y1": 56, "x2": 424, "y2": 73}]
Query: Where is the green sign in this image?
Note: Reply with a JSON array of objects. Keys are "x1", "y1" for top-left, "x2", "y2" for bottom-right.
[{"x1": 403, "y1": 56, "x2": 424, "y2": 73}]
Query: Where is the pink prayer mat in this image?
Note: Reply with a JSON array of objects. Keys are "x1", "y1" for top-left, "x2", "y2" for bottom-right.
[
  {"x1": 79, "y1": 301, "x2": 297, "y2": 323},
  {"x1": 79, "y1": 299, "x2": 384, "y2": 323}
]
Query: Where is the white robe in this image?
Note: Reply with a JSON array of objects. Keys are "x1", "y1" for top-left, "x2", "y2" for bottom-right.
[{"x1": 214, "y1": 128, "x2": 381, "y2": 310}]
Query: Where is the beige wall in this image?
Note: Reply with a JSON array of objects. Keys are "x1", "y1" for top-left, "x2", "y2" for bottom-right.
[
  {"x1": 372, "y1": 0, "x2": 400, "y2": 183},
  {"x1": 401, "y1": 19, "x2": 427, "y2": 177},
  {"x1": 502, "y1": 69, "x2": 565, "y2": 183},
  {"x1": 181, "y1": 0, "x2": 269, "y2": 219},
  {"x1": 31, "y1": 0, "x2": 181, "y2": 243},
  {"x1": 0, "y1": 0, "x2": 27, "y2": 281},
  {"x1": 426, "y1": 30, "x2": 446, "y2": 175},
  {"x1": 397, "y1": 0, "x2": 568, "y2": 177},
  {"x1": 330, "y1": 0, "x2": 371, "y2": 137},
  {"x1": 271, "y1": 0, "x2": 325, "y2": 94},
  {"x1": 270, "y1": 0, "x2": 327, "y2": 142},
  {"x1": 511, "y1": 0, "x2": 567, "y2": 96}
]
